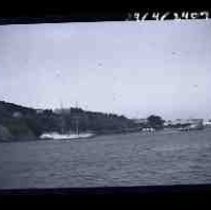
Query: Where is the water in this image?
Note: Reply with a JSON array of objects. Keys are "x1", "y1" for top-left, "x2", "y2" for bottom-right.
[{"x1": 0, "y1": 129, "x2": 211, "y2": 189}]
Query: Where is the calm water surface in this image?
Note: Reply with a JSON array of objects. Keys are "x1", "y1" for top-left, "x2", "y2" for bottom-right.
[{"x1": 0, "y1": 129, "x2": 211, "y2": 189}]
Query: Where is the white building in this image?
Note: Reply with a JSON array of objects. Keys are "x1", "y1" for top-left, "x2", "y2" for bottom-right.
[
  {"x1": 165, "y1": 119, "x2": 204, "y2": 126},
  {"x1": 203, "y1": 121, "x2": 211, "y2": 126}
]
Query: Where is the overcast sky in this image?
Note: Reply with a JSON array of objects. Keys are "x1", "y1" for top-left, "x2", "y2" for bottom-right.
[{"x1": 0, "y1": 20, "x2": 211, "y2": 120}]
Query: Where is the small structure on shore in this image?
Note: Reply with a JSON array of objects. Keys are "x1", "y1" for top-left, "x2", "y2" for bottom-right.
[
  {"x1": 142, "y1": 127, "x2": 155, "y2": 132},
  {"x1": 203, "y1": 120, "x2": 211, "y2": 127},
  {"x1": 178, "y1": 119, "x2": 204, "y2": 131}
]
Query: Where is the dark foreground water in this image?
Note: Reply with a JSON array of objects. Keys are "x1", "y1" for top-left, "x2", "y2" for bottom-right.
[{"x1": 0, "y1": 129, "x2": 211, "y2": 189}]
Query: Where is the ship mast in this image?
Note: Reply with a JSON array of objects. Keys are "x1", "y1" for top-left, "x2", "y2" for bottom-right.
[
  {"x1": 60, "y1": 101, "x2": 65, "y2": 134},
  {"x1": 75, "y1": 101, "x2": 79, "y2": 136},
  {"x1": 56, "y1": 70, "x2": 65, "y2": 134}
]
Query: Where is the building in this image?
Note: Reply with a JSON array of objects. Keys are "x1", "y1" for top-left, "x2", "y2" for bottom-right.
[
  {"x1": 165, "y1": 118, "x2": 204, "y2": 129},
  {"x1": 132, "y1": 118, "x2": 148, "y2": 124},
  {"x1": 203, "y1": 120, "x2": 211, "y2": 126},
  {"x1": 53, "y1": 108, "x2": 70, "y2": 114},
  {"x1": 36, "y1": 109, "x2": 44, "y2": 114}
]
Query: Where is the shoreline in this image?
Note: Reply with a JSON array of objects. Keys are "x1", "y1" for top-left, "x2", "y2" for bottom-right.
[
  {"x1": 0, "y1": 130, "x2": 140, "y2": 143},
  {"x1": 1, "y1": 127, "x2": 210, "y2": 144}
]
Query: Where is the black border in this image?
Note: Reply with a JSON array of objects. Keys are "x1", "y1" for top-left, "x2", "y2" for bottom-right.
[
  {"x1": 0, "y1": 8, "x2": 210, "y2": 24},
  {"x1": 1, "y1": 184, "x2": 211, "y2": 208},
  {"x1": 1, "y1": 7, "x2": 211, "y2": 209}
]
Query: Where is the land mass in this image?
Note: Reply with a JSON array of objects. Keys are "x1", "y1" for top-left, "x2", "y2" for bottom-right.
[{"x1": 0, "y1": 101, "x2": 141, "y2": 142}]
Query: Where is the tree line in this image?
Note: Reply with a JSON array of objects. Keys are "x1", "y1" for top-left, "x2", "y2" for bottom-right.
[{"x1": 0, "y1": 101, "x2": 165, "y2": 141}]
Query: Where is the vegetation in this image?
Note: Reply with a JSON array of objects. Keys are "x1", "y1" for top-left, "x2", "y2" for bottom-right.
[
  {"x1": 146, "y1": 115, "x2": 165, "y2": 130},
  {"x1": 0, "y1": 101, "x2": 167, "y2": 141},
  {"x1": 0, "y1": 101, "x2": 138, "y2": 141}
]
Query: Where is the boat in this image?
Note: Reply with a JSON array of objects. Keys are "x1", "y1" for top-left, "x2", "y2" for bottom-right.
[
  {"x1": 40, "y1": 101, "x2": 95, "y2": 140},
  {"x1": 40, "y1": 132, "x2": 95, "y2": 140}
]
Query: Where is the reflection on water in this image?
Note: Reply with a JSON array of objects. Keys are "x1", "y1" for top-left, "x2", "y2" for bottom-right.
[{"x1": 0, "y1": 129, "x2": 211, "y2": 189}]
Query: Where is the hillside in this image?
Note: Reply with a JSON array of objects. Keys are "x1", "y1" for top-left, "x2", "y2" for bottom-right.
[{"x1": 0, "y1": 101, "x2": 138, "y2": 141}]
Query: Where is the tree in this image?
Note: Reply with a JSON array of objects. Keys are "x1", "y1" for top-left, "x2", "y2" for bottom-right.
[{"x1": 147, "y1": 115, "x2": 164, "y2": 130}]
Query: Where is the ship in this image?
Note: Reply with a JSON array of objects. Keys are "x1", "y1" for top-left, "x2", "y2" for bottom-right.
[
  {"x1": 40, "y1": 102, "x2": 95, "y2": 140},
  {"x1": 40, "y1": 132, "x2": 94, "y2": 140}
]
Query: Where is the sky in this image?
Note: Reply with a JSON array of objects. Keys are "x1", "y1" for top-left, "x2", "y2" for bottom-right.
[{"x1": 0, "y1": 20, "x2": 211, "y2": 120}]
